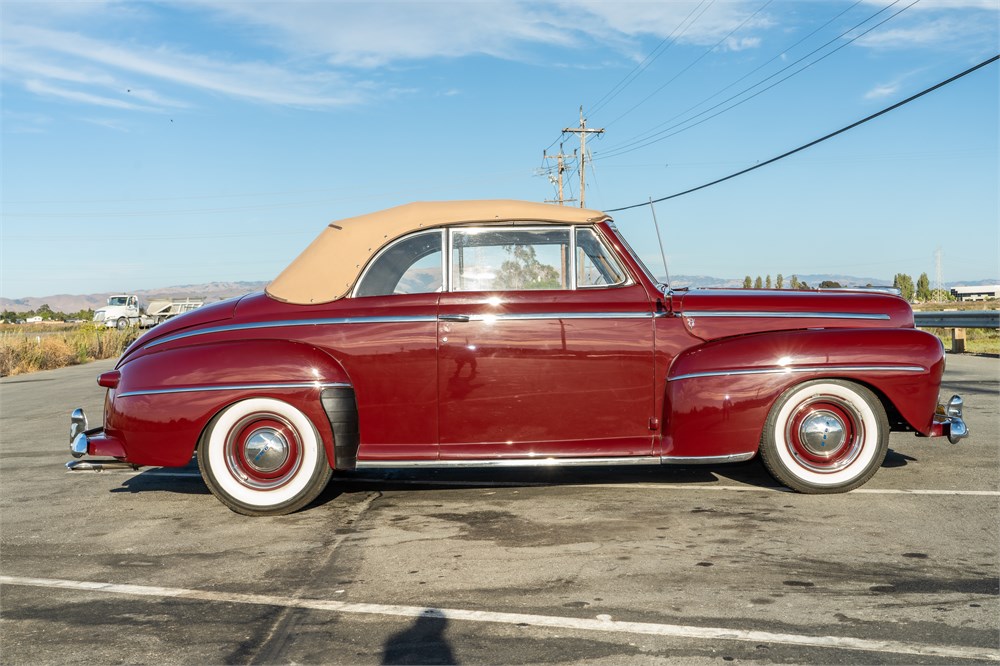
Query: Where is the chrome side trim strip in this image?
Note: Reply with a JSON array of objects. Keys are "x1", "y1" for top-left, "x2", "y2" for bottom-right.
[
  {"x1": 145, "y1": 316, "x2": 438, "y2": 348},
  {"x1": 660, "y1": 453, "x2": 756, "y2": 465},
  {"x1": 356, "y1": 456, "x2": 661, "y2": 469},
  {"x1": 668, "y1": 365, "x2": 925, "y2": 382},
  {"x1": 457, "y1": 312, "x2": 653, "y2": 322},
  {"x1": 117, "y1": 382, "x2": 351, "y2": 398},
  {"x1": 682, "y1": 310, "x2": 890, "y2": 320}
]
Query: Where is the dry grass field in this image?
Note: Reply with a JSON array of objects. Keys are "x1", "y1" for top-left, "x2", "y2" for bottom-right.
[{"x1": 0, "y1": 325, "x2": 139, "y2": 377}]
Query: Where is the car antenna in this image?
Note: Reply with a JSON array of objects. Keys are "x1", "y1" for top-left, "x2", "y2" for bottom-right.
[{"x1": 648, "y1": 198, "x2": 670, "y2": 290}]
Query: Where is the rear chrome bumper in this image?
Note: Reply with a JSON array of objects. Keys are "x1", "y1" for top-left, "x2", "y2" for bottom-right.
[
  {"x1": 68, "y1": 408, "x2": 127, "y2": 459},
  {"x1": 924, "y1": 395, "x2": 969, "y2": 444}
]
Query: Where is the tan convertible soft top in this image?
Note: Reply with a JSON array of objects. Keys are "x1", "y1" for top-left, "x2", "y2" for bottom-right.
[{"x1": 266, "y1": 200, "x2": 610, "y2": 304}]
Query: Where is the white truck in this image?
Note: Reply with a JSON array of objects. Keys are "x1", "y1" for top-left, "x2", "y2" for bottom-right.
[{"x1": 93, "y1": 294, "x2": 205, "y2": 330}]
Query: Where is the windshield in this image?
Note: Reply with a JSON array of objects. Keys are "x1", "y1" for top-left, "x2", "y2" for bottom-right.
[{"x1": 108, "y1": 296, "x2": 129, "y2": 306}]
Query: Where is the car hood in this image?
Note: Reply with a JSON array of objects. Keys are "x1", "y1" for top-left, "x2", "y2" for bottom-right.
[
  {"x1": 118, "y1": 296, "x2": 244, "y2": 365},
  {"x1": 673, "y1": 289, "x2": 913, "y2": 342}
]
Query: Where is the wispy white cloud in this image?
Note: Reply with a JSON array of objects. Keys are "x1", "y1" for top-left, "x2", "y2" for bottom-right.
[
  {"x1": 862, "y1": 0, "x2": 999, "y2": 10},
  {"x1": 6, "y1": 25, "x2": 360, "y2": 109},
  {"x1": 24, "y1": 79, "x2": 159, "y2": 111},
  {"x1": 1, "y1": 1, "x2": 771, "y2": 115},
  {"x1": 865, "y1": 83, "x2": 900, "y2": 99},
  {"x1": 855, "y1": 2, "x2": 998, "y2": 49}
]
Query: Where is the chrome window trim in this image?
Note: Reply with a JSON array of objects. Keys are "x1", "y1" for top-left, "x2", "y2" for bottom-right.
[
  {"x1": 610, "y1": 226, "x2": 657, "y2": 287},
  {"x1": 682, "y1": 311, "x2": 891, "y2": 320},
  {"x1": 351, "y1": 228, "x2": 445, "y2": 299},
  {"x1": 668, "y1": 364, "x2": 926, "y2": 382},
  {"x1": 145, "y1": 315, "x2": 438, "y2": 349},
  {"x1": 117, "y1": 381, "x2": 351, "y2": 399},
  {"x1": 660, "y1": 453, "x2": 757, "y2": 465},
  {"x1": 574, "y1": 226, "x2": 630, "y2": 289},
  {"x1": 449, "y1": 225, "x2": 573, "y2": 292}
]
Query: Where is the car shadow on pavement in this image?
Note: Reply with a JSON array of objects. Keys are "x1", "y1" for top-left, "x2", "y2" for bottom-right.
[
  {"x1": 882, "y1": 448, "x2": 917, "y2": 468},
  {"x1": 331, "y1": 460, "x2": 765, "y2": 493},
  {"x1": 111, "y1": 468, "x2": 211, "y2": 496}
]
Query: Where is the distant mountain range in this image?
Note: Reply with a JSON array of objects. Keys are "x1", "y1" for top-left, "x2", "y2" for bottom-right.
[
  {"x1": 1, "y1": 281, "x2": 268, "y2": 313},
  {"x1": 2, "y1": 276, "x2": 997, "y2": 313}
]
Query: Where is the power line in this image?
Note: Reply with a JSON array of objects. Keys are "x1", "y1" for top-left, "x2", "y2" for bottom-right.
[
  {"x1": 596, "y1": 0, "x2": 914, "y2": 161},
  {"x1": 587, "y1": 0, "x2": 716, "y2": 118},
  {"x1": 606, "y1": 54, "x2": 999, "y2": 213},
  {"x1": 543, "y1": 0, "x2": 716, "y2": 155},
  {"x1": 602, "y1": 0, "x2": 774, "y2": 129},
  {"x1": 599, "y1": 0, "x2": 866, "y2": 151}
]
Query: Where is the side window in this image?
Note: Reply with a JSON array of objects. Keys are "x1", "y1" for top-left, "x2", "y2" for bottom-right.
[
  {"x1": 355, "y1": 230, "x2": 443, "y2": 297},
  {"x1": 451, "y1": 228, "x2": 570, "y2": 292},
  {"x1": 576, "y1": 227, "x2": 628, "y2": 288}
]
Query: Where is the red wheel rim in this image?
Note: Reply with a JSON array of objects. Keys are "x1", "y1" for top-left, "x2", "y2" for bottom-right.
[
  {"x1": 224, "y1": 413, "x2": 302, "y2": 489},
  {"x1": 784, "y1": 396, "x2": 865, "y2": 473}
]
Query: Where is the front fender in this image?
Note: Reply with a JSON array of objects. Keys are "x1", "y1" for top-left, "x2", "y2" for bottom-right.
[
  {"x1": 107, "y1": 340, "x2": 351, "y2": 467},
  {"x1": 662, "y1": 328, "x2": 945, "y2": 458}
]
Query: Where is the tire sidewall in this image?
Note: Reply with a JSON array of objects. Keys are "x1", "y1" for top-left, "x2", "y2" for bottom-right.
[
  {"x1": 199, "y1": 398, "x2": 330, "y2": 515},
  {"x1": 763, "y1": 380, "x2": 888, "y2": 492}
]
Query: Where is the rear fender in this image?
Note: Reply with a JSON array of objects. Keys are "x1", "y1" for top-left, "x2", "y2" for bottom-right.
[
  {"x1": 110, "y1": 340, "x2": 352, "y2": 467},
  {"x1": 662, "y1": 328, "x2": 945, "y2": 458}
]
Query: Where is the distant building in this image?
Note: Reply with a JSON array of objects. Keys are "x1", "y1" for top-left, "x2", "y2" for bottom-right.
[
  {"x1": 25, "y1": 316, "x2": 43, "y2": 323},
  {"x1": 950, "y1": 285, "x2": 1000, "y2": 301}
]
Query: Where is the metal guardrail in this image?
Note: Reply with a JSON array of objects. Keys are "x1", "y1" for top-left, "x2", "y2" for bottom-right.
[{"x1": 914, "y1": 310, "x2": 1000, "y2": 329}]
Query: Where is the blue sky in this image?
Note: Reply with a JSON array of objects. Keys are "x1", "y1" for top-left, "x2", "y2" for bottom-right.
[{"x1": 2, "y1": 0, "x2": 997, "y2": 299}]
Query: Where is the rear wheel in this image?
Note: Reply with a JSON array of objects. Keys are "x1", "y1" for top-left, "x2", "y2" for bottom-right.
[
  {"x1": 198, "y1": 398, "x2": 333, "y2": 516},
  {"x1": 759, "y1": 380, "x2": 889, "y2": 493}
]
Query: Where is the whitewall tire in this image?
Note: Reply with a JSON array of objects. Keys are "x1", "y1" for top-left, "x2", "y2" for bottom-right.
[
  {"x1": 759, "y1": 380, "x2": 889, "y2": 493},
  {"x1": 198, "y1": 398, "x2": 333, "y2": 516}
]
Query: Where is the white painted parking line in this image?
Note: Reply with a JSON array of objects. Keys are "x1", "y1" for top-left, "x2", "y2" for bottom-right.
[
  {"x1": 67, "y1": 468, "x2": 1000, "y2": 496},
  {"x1": 2, "y1": 575, "x2": 995, "y2": 662}
]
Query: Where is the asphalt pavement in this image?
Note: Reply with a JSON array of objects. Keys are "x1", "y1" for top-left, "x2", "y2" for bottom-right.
[{"x1": 1, "y1": 354, "x2": 997, "y2": 664}]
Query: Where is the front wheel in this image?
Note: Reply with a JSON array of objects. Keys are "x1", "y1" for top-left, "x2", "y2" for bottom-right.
[
  {"x1": 198, "y1": 398, "x2": 333, "y2": 516},
  {"x1": 115, "y1": 317, "x2": 128, "y2": 330},
  {"x1": 759, "y1": 380, "x2": 889, "y2": 493}
]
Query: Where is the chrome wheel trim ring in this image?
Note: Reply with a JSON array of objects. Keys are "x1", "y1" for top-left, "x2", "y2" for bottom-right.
[
  {"x1": 224, "y1": 413, "x2": 303, "y2": 490},
  {"x1": 784, "y1": 395, "x2": 865, "y2": 474}
]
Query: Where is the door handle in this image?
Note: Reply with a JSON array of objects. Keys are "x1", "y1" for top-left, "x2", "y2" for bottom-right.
[{"x1": 438, "y1": 314, "x2": 471, "y2": 323}]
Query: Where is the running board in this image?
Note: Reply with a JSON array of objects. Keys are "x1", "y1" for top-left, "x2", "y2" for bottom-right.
[{"x1": 355, "y1": 453, "x2": 755, "y2": 470}]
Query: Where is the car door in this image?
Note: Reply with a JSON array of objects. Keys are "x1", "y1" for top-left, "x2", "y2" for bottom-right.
[{"x1": 437, "y1": 225, "x2": 656, "y2": 460}]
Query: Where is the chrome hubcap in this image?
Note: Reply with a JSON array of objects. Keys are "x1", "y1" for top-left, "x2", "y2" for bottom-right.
[
  {"x1": 243, "y1": 427, "x2": 290, "y2": 473},
  {"x1": 798, "y1": 410, "x2": 846, "y2": 458}
]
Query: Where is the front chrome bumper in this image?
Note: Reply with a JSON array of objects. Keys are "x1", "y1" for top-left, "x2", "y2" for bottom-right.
[{"x1": 927, "y1": 395, "x2": 969, "y2": 444}]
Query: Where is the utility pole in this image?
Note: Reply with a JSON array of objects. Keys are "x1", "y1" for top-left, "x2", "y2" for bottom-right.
[
  {"x1": 542, "y1": 144, "x2": 577, "y2": 206},
  {"x1": 934, "y1": 247, "x2": 944, "y2": 301},
  {"x1": 563, "y1": 106, "x2": 604, "y2": 208}
]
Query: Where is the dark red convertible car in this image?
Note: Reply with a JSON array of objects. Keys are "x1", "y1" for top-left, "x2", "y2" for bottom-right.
[{"x1": 69, "y1": 200, "x2": 967, "y2": 515}]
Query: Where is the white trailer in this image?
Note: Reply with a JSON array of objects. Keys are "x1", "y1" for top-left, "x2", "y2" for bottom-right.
[{"x1": 94, "y1": 294, "x2": 205, "y2": 329}]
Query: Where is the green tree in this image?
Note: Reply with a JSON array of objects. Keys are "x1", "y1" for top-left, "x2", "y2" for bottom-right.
[
  {"x1": 496, "y1": 245, "x2": 560, "y2": 290},
  {"x1": 916, "y1": 272, "x2": 932, "y2": 302},
  {"x1": 893, "y1": 273, "x2": 915, "y2": 302},
  {"x1": 776, "y1": 274, "x2": 784, "y2": 289},
  {"x1": 765, "y1": 275, "x2": 772, "y2": 289},
  {"x1": 743, "y1": 275, "x2": 752, "y2": 289},
  {"x1": 789, "y1": 275, "x2": 800, "y2": 289},
  {"x1": 754, "y1": 276, "x2": 763, "y2": 289},
  {"x1": 819, "y1": 280, "x2": 842, "y2": 288}
]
